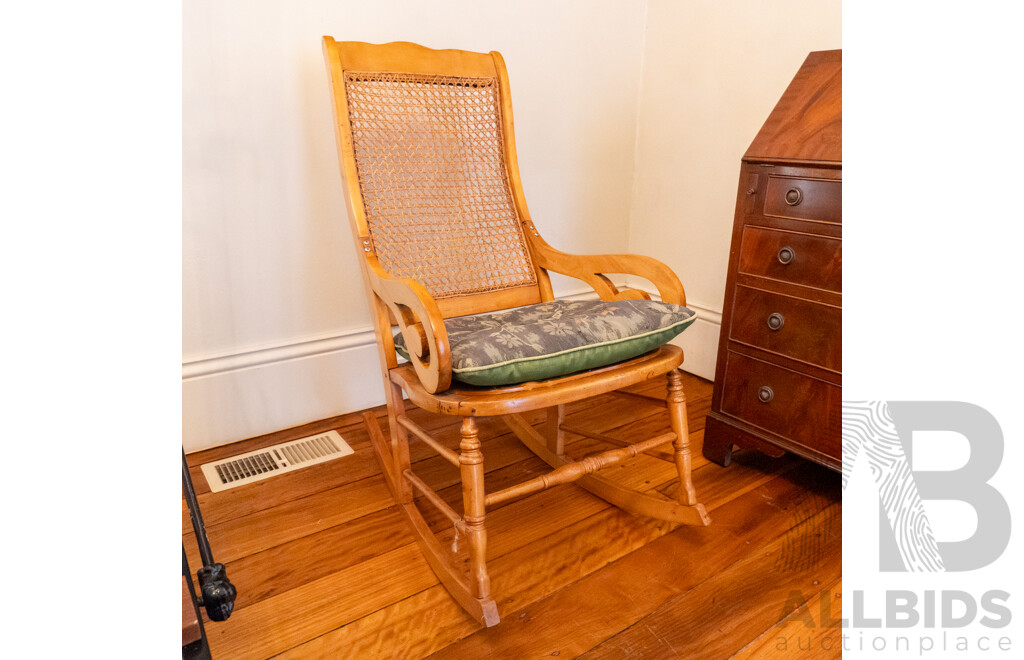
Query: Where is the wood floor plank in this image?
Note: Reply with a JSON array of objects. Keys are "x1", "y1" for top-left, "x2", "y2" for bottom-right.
[
  {"x1": 731, "y1": 579, "x2": 843, "y2": 659},
  {"x1": 486, "y1": 506, "x2": 669, "y2": 615},
  {"x1": 426, "y1": 462, "x2": 835, "y2": 660},
  {"x1": 411, "y1": 481, "x2": 617, "y2": 573},
  {"x1": 205, "y1": 544, "x2": 437, "y2": 660},
  {"x1": 184, "y1": 476, "x2": 393, "y2": 565},
  {"x1": 580, "y1": 492, "x2": 841, "y2": 658},
  {"x1": 659, "y1": 449, "x2": 802, "y2": 512},
  {"x1": 220, "y1": 483, "x2": 616, "y2": 657},
  {"x1": 275, "y1": 587, "x2": 477, "y2": 660},
  {"x1": 279, "y1": 504, "x2": 670, "y2": 659},
  {"x1": 443, "y1": 486, "x2": 616, "y2": 559},
  {"x1": 212, "y1": 506, "x2": 414, "y2": 610}
]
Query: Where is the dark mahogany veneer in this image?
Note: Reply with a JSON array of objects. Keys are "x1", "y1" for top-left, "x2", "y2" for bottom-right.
[{"x1": 703, "y1": 50, "x2": 842, "y2": 472}]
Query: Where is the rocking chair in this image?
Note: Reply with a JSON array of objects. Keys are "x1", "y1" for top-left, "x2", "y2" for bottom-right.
[{"x1": 322, "y1": 38, "x2": 710, "y2": 627}]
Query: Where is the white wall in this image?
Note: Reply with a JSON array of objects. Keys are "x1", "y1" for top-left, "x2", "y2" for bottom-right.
[
  {"x1": 628, "y1": 0, "x2": 842, "y2": 379},
  {"x1": 183, "y1": 0, "x2": 649, "y2": 451},
  {"x1": 183, "y1": 0, "x2": 842, "y2": 452}
]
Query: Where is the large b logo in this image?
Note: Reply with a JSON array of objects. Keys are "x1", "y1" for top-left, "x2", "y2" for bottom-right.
[{"x1": 842, "y1": 401, "x2": 1011, "y2": 572}]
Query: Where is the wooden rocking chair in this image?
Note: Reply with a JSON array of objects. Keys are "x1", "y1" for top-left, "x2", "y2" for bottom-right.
[{"x1": 322, "y1": 38, "x2": 710, "y2": 627}]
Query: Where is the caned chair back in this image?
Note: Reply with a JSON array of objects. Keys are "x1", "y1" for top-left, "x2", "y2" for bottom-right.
[{"x1": 324, "y1": 40, "x2": 547, "y2": 318}]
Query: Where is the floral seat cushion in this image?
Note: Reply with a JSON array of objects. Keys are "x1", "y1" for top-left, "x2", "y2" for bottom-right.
[{"x1": 394, "y1": 299, "x2": 697, "y2": 387}]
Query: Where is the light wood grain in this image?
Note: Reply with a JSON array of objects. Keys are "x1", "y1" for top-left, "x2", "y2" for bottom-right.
[
  {"x1": 428, "y1": 462, "x2": 835, "y2": 659},
  {"x1": 184, "y1": 477, "x2": 392, "y2": 566},
  {"x1": 184, "y1": 385, "x2": 841, "y2": 659},
  {"x1": 206, "y1": 544, "x2": 436, "y2": 660},
  {"x1": 732, "y1": 579, "x2": 843, "y2": 659},
  {"x1": 211, "y1": 506, "x2": 412, "y2": 610},
  {"x1": 580, "y1": 499, "x2": 841, "y2": 659}
]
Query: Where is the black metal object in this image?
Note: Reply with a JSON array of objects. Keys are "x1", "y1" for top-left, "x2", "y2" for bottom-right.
[{"x1": 182, "y1": 449, "x2": 237, "y2": 623}]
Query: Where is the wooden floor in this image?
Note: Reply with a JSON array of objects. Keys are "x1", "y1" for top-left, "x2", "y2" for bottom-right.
[{"x1": 183, "y1": 371, "x2": 841, "y2": 659}]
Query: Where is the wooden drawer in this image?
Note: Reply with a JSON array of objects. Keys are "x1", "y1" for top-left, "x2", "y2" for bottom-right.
[
  {"x1": 729, "y1": 286, "x2": 841, "y2": 371},
  {"x1": 719, "y1": 351, "x2": 840, "y2": 458},
  {"x1": 738, "y1": 226, "x2": 841, "y2": 292},
  {"x1": 763, "y1": 175, "x2": 841, "y2": 223}
]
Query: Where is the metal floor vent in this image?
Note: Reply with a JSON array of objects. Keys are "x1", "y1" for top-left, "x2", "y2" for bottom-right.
[{"x1": 200, "y1": 430, "x2": 353, "y2": 493}]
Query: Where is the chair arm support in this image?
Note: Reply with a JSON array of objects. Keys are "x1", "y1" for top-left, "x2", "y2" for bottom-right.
[
  {"x1": 531, "y1": 242, "x2": 687, "y2": 305},
  {"x1": 365, "y1": 259, "x2": 452, "y2": 393}
]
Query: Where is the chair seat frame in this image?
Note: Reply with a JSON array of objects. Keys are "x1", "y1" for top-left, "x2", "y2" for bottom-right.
[{"x1": 323, "y1": 38, "x2": 709, "y2": 627}]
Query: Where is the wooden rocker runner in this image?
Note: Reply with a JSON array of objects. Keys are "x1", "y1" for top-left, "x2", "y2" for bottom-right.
[{"x1": 322, "y1": 38, "x2": 710, "y2": 627}]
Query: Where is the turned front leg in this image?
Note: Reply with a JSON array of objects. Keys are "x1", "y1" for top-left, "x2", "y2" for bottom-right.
[
  {"x1": 667, "y1": 370, "x2": 698, "y2": 506},
  {"x1": 459, "y1": 416, "x2": 491, "y2": 600}
]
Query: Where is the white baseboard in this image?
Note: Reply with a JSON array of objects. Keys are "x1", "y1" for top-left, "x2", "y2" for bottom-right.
[
  {"x1": 182, "y1": 284, "x2": 723, "y2": 453},
  {"x1": 667, "y1": 309, "x2": 720, "y2": 381},
  {"x1": 183, "y1": 338, "x2": 384, "y2": 453}
]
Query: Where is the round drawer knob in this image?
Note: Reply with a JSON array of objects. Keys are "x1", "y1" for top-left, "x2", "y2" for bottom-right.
[
  {"x1": 758, "y1": 386, "x2": 774, "y2": 403},
  {"x1": 767, "y1": 313, "x2": 785, "y2": 331},
  {"x1": 777, "y1": 246, "x2": 795, "y2": 265},
  {"x1": 784, "y1": 187, "x2": 803, "y2": 206}
]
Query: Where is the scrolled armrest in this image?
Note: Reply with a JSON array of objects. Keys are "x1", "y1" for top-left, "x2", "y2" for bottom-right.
[
  {"x1": 365, "y1": 260, "x2": 452, "y2": 393},
  {"x1": 531, "y1": 241, "x2": 686, "y2": 305}
]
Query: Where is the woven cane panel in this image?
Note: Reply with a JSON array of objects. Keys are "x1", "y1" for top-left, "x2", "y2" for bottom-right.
[{"x1": 344, "y1": 71, "x2": 537, "y2": 298}]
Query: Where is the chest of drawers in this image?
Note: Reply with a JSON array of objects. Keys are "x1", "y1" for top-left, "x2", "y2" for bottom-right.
[{"x1": 703, "y1": 50, "x2": 841, "y2": 471}]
